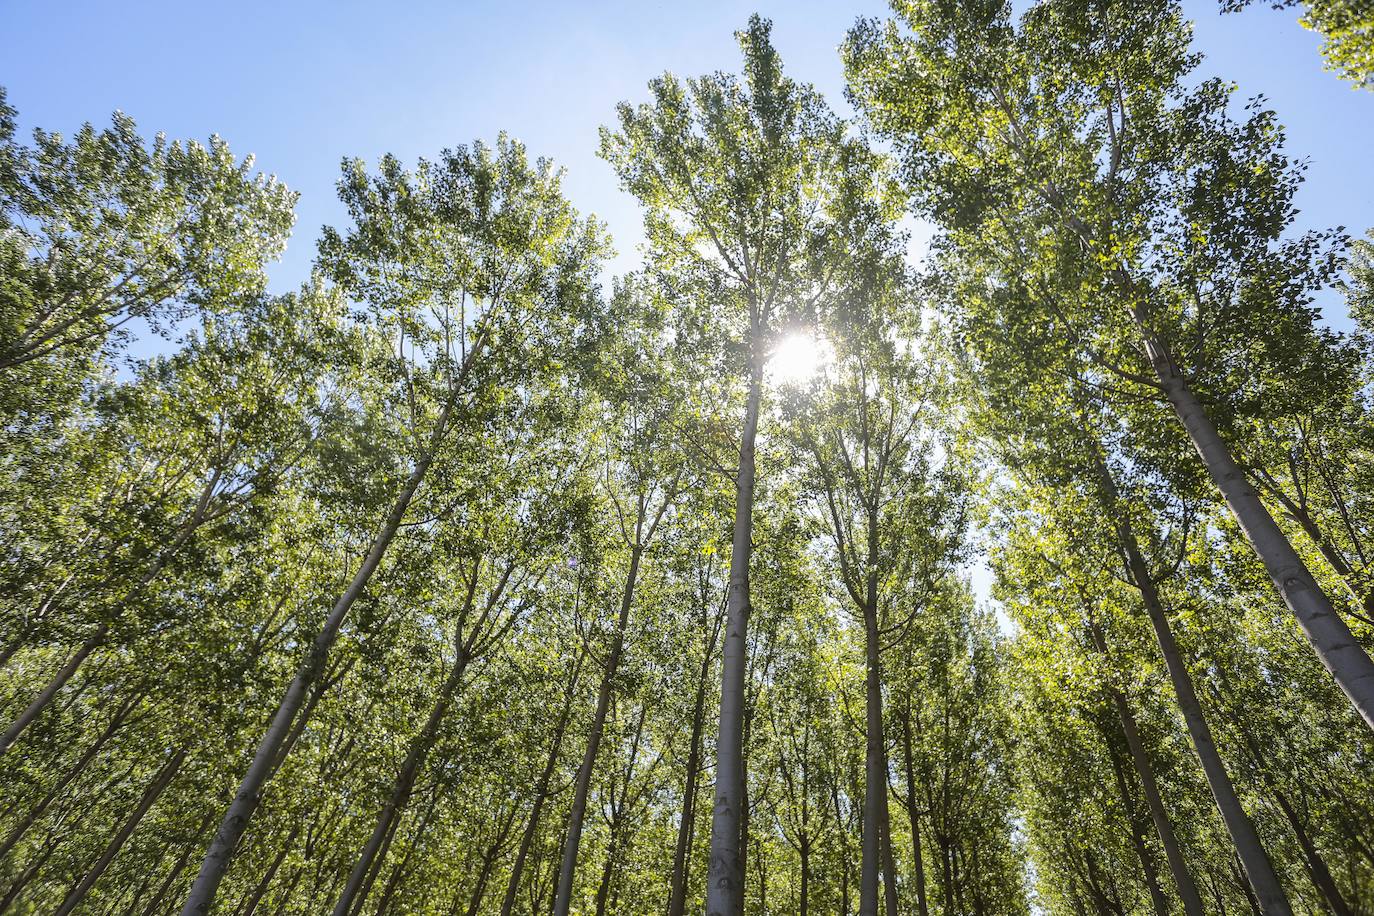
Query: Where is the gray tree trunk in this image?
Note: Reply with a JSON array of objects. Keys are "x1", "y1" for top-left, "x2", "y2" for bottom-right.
[
  {"x1": 332, "y1": 645, "x2": 470, "y2": 916},
  {"x1": 1138, "y1": 330, "x2": 1374, "y2": 728},
  {"x1": 552, "y1": 541, "x2": 644, "y2": 916},
  {"x1": 180, "y1": 396, "x2": 455, "y2": 916},
  {"x1": 54, "y1": 746, "x2": 186, "y2": 916},
  {"x1": 668, "y1": 611, "x2": 722, "y2": 916},
  {"x1": 502, "y1": 648, "x2": 586, "y2": 916},
  {"x1": 705, "y1": 357, "x2": 762, "y2": 916},
  {"x1": 1087, "y1": 623, "x2": 1206, "y2": 916},
  {"x1": 1093, "y1": 453, "x2": 1293, "y2": 915}
]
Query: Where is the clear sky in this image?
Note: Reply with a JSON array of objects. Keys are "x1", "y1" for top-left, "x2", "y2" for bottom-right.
[{"x1": 4, "y1": 0, "x2": 1372, "y2": 326}]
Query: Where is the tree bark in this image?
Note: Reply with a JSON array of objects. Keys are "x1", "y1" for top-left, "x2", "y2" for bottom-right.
[
  {"x1": 1092, "y1": 454, "x2": 1293, "y2": 915},
  {"x1": 1137, "y1": 329, "x2": 1374, "y2": 728},
  {"x1": 901, "y1": 706, "x2": 930, "y2": 916},
  {"x1": 502, "y1": 648, "x2": 587, "y2": 916},
  {"x1": 142, "y1": 815, "x2": 212, "y2": 916},
  {"x1": 667, "y1": 611, "x2": 721, "y2": 916},
  {"x1": 861, "y1": 583, "x2": 888, "y2": 916},
  {"x1": 880, "y1": 809, "x2": 900, "y2": 916},
  {"x1": 179, "y1": 395, "x2": 457, "y2": 916},
  {"x1": 1258, "y1": 479, "x2": 1374, "y2": 628},
  {"x1": 553, "y1": 541, "x2": 644, "y2": 916},
  {"x1": 1271, "y1": 788, "x2": 1353, "y2": 916},
  {"x1": 53, "y1": 746, "x2": 186, "y2": 916},
  {"x1": 706, "y1": 356, "x2": 762, "y2": 916},
  {"x1": 1086, "y1": 623, "x2": 1206, "y2": 916},
  {"x1": 239, "y1": 824, "x2": 299, "y2": 916},
  {"x1": 0, "y1": 626, "x2": 105, "y2": 755},
  {"x1": 332, "y1": 645, "x2": 471, "y2": 916},
  {"x1": 1099, "y1": 718, "x2": 1170, "y2": 916},
  {"x1": 463, "y1": 802, "x2": 520, "y2": 916}
]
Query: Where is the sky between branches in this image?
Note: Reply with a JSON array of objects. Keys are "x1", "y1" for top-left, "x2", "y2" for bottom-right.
[{"x1": 4, "y1": 0, "x2": 1371, "y2": 618}]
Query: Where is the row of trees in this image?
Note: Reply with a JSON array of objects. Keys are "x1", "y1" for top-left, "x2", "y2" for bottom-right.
[{"x1": 2, "y1": 0, "x2": 1372, "y2": 913}]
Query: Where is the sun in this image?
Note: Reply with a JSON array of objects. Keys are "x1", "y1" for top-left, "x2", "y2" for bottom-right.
[{"x1": 768, "y1": 332, "x2": 831, "y2": 387}]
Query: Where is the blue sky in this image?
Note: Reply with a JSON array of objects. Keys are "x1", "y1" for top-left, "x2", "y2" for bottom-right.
[{"x1": 4, "y1": 0, "x2": 1372, "y2": 328}]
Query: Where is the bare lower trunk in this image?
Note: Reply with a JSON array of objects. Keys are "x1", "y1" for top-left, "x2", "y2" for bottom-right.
[
  {"x1": 142, "y1": 816, "x2": 212, "y2": 916},
  {"x1": 705, "y1": 358, "x2": 762, "y2": 916},
  {"x1": 1223, "y1": 701, "x2": 1356, "y2": 916},
  {"x1": 54, "y1": 746, "x2": 186, "y2": 916},
  {"x1": 0, "y1": 626, "x2": 105, "y2": 754},
  {"x1": 1087, "y1": 624, "x2": 1206, "y2": 916},
  {"x1": 668, "y1": 613, "x2": 721, "y2": 916},
  {"x1": 1100, "y1": 718, "x2": 1169, "y2": 916},
  {"x1": 861, "y1": 597, "x2": 886, "y2": 916},
  {"x1": 503, "y1": 650, "x2": 586, "y2": 916},
  {"x1": 553, "y1": 543, "x2": 644, "y2": 916},
  {"x1": 880, "y1": 810, "x2": 899, "y2": 916},
  {"x1": 374, "y1": 784, "x2": 442, "y2": 916},
  {"x1": 1093, "y1": 454, "x2": 1292, "y2": 915},
  {"x1": 1139, "y1": 331, "x2": 1374, "y2": 728},
  {"x1": 333, "y1": 647, "x2": 470, "y2": 916},
  {"x1": 463, "y1": 803, "x2": 520, "y2": 916},
  {"x1": 179, "y1": 399, "x2": 454, "y2": 916},
  {"x1": 1272, "y1": 789, "x2": 1353, "y2": 916},
  {"x1": 240, "y1": 824, "x2": 299, "y2": 916},
  {"x1": 900, "y1": 705, "x2": 930, "y2": 916}
]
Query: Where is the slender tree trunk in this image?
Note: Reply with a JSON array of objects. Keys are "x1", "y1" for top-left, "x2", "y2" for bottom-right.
[
  {"x1": 0, "y1": 626, "x2": 105, "y2": 754},
  {"x1": 836, "y1": 780, "x2": 852, "y2": 916},
  {"x1": 1261, "y1": 482, "x2": 1374, "y2": 627},
  {"x1": 0, "y1": 636, "x2": 21, "y2": 670},
  {"x1": 179, "y1": 398, "x2": 456, "y2": 916},
  {"x1": 593, "y1": 827, "x2": 620, "y2": 916},
  {"x1": 1092, "y1": 454, "x2": 1292, "y2": 915},
  {"x1": 1087, "y1": 624, "x2": 1206, "y2": 916},
  {"x1": 1221, "y1": 698, "x2": 1357, "y2": 916},
  {"x1": 502, "y1": 649, "x2": 587, "y2": 916},
  {"x1": 592, "y1": 706, "x2": 646, "y2": 916},
  {"x1": 861, "y1": 586, "x2": 887, "y2": 916},
  {"x1": 938, "y1": 834, "x2": 955, "y2": 915},
  {"x1": 706, "y1": 356, "x2": 762, "y2": 916},
  {"x1": 1100, "y1": 719, "x2": 1170, "y2": 916},
  {"x1": 880, "y1": 810, "x2": 899, "y2": 916},
  {"x1": 54, "y1": 746, "x2": 186, "y2": 916},
  {"x1": 374, "y1": 783, "x2": 443, "y2": 916},
  {"x1": 1271, "y1": 789, "x2": 1353, "y2": 916},
  {"x1": 333, "y1": 646, "x2": 471, "y2": 916},
  {"x1": 0, "y1": 835, "x2": 59, "y2": 911},
  {"x1": 553, "y1": 541, "x2": 644, "y2": 916},
  {"x1": 2, "y1": 460, "x2": 238, "y2": 756},
  {"x1": 142, "y1": 816, "x2": 212, "y2": 916},
  {"x1": 0, "y1": 690, "x2": 140, "y2": 861},
  {"x1": 349, "y1": 813, "x2": 402, "y2": 916},
  {"x1": 463, "y1": 803, "x2": 520, "y2": 916},
  {"x1": 668, "y1": 612, "x2": 721, "y2": 916},
  {"x1": 901, "y1": 706, "x2": 930, "y2": 916},
  {"x1": 1137, "y1": 330, "x2": 1374, "y2": 728},
  {"x1": 240, "y1": 824, "x2": 299, "y2": 916}
]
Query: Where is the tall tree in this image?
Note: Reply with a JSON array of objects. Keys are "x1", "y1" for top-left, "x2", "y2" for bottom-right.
[
  {"x1": 600, "y1": 16, "x2": 859, "y2": 911},
  {"x1": 846, "y1": 0, "x2": 1374, "y2": 729},
  {"x1": 179, "y1": 136, "x2": 607, "y2": 915}
]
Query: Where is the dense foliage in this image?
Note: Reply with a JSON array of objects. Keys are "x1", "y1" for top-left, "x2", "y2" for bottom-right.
[{"x1": 2, "y1": 2, "x2": 1372, "y2": 914}]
